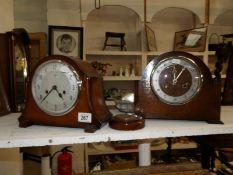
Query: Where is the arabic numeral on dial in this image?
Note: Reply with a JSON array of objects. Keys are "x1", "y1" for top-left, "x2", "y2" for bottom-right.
[
  {"x1": 69, "y1": 74, "x2": 73, "y2": 79},
  {"x1": 63, "y1": 102, "x2": 67, "y2": 108},
  {"x1": 39, "y1": 74, "x2": 42, "y2": 80},
  {"x1": 70, "y1": 96, "x2": 73, "y2": 101}
]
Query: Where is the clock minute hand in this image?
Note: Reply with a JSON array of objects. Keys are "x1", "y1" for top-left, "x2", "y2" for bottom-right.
[{"x1": 174, "y1": 67, "x2": 185, "y2": 81}]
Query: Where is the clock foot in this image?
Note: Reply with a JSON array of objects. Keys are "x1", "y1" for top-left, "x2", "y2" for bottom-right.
[
  {"x1": 18, "y1": 117, "x2": 33, "y2": 127},
  {"x1": 84, "y1": 124, "x2": 98, "y2": 133},
  {"x1": 206, "y1": 120, "x2": 224, "y2": 124}
]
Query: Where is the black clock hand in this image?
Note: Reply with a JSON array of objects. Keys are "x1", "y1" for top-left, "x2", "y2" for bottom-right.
[
  {"x1": 41, "y1": 85, "x2": 56, "y2": 103},
  {"x1": 53, "y1": 86, "x2": 64, "y2": 100}
]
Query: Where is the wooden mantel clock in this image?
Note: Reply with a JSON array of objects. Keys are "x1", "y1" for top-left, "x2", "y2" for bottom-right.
[
  {"x1": 19, "y1": 55, "x2": 112, "y2": 132},
  {"x1": 135, "y1": 51, "x2": 222, "y2": 123}
]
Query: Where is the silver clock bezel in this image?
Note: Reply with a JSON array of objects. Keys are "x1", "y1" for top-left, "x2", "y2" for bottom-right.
[
  {"x1": 150, "y1": 56, "x2": 203, "y2": 105},
  {"x1": 31, "y1": 59, "x2": 81, "y2": 116}
]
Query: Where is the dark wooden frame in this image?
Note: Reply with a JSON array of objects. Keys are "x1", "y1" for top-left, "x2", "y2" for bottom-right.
[
  {"x1": 29, "y1": 32, "x2": 47, "y2": 73},
  {"x1": 0, "y1": 73, "x2": 10, "y2": 116},
  {"x1": 48, "y1": 26, "x2": 83, "y2": 59},
  {"x1": 174, "y1": 27, "x2": 207, "y2": 52},
  {"x1": 145, "y1": 24, "x2": 157, "y2": 51}
]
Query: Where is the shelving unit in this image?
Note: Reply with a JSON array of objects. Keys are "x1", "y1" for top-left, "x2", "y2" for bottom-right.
[
  {"x1": 85, "y1": 140, "x2": 198, "y2": 172},
  {"x1": 78, "y1": 0, "x2": 233, "y2": 173},
  {"x1": 81, "y1": 0, "x2": 232, "y2": 105}
]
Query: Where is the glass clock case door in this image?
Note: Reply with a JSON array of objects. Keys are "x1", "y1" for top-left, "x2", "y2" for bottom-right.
[{"x1": 7, "y1": 29, "x2": 31, "y2": 112}]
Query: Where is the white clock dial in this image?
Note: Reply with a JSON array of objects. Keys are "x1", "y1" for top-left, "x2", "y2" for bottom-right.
[
  {"x1": 151, "y1": 56, "x2": 203, "y2": 105},
  {"x1": 32, "y1": 60, "x2": 81, "y2": 116}
]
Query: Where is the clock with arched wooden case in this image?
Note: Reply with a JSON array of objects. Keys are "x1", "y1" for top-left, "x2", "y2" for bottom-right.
[
  {"x1": 19, "y1": 55, "x2": 112, "y2": 132},
  {"x1": 135, "y1": 51, "x2": 222, "y2": 123}
]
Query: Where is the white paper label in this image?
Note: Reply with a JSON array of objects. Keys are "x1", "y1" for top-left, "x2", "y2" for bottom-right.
[{"x1": 78, "y1": 112, "x2": 92, "y2": 123}]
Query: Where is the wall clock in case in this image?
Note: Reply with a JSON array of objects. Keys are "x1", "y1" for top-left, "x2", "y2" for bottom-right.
[
  {"x1": 135, "y1": 51, "x2": 221, "y2": 123},
  {"x1": 0, "y1": 28, "x2": 31, "y2": 112},
  {"x1": 19, "y1": 55, "x2": 112, "y2": 132},
  {"x1": 8, "y1": 28, "x2": 31, "y2": 112}
]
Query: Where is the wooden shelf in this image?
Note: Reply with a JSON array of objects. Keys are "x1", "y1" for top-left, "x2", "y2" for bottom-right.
[
  {"x1": 144, "y1": 51, "x2": 216, "y2": 56},
  {"x1": 86, "y1": 50, "x2": 142, "y2": 56},
  {"x1": 103, "y1": 76, "x2": 141, "y2": 81},
  {"x1": 87, "y1": 142, "x2": 198, "y2": 156}
]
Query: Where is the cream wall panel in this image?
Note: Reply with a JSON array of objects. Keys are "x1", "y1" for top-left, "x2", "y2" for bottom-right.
[
  {"x1": 14, "y1": 0, "x2": 47, "y2": 33},
  {"x1": 47, "y1": 0, "x2": 82, "y2": 26},
  {"x1": 85, "y1": 5, "x2": 141, "y2": 51},
  {"x1": 0, "y1": 148, "x2": 21, "y2": 175},
  {"x1": 146, "y1": 0, "x2": 205, "y2": 23},
  {"x1": 47, "y1": 9, "x2": 81, "y2": 26},
  {"x1": 81, "y1": 0, "x2": 144, "y2": 21},
  {"x1": 210, "y1": 0, "x2": 233, "y2": 24},
  {"x1": 0, "y1": 0, "x2": 14, "y2": 32},
  {"x1": 47, "y1": 0, "x2": 80, "y2": 10}
]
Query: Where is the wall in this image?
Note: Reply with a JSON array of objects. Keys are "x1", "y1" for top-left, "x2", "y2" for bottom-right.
[
  {"x1": 0, "y1": 0, "x2": 14, "y2": 32},
  {"x1": 0, "y1": 148, "x2": 21, "y2": 175},
  {"x1": 47, "y1": 0, "x2": 82, "y2": 26},
  {"x1": 14, "y1": 0, "x2": 82, "y2": 33},
  {"x1": 14, "y1": 0, "x2": 47, "y2": 33},
  {"x1": 0, "y1": 1, "x2": 21, "y2": 175}
]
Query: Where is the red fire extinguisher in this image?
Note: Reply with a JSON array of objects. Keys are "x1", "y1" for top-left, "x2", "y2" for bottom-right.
[{"x1": 52, "y1": 146, "x2": 73, "y2": 175}]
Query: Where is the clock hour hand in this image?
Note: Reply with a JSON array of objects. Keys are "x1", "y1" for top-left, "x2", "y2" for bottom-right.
[
  {"x1": 172, "y1": 65, "x2": 177, "y2": 80},
  {"x1": 53, "y1": 86, "x2": 64, "y2": 100},
  {"x1": 40, "y1": 85, "x2": 56, "y2": 103}
]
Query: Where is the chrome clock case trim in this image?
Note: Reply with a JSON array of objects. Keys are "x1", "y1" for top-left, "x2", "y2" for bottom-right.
[{"x1": 150, "y1": 56, "x2": 203, "y2": 105}]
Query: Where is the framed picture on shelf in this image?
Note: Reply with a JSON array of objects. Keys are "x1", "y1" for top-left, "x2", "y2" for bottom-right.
[
  {"x1": 174, "y1": 27, "x2": 207, "y2": 52},
  {"x1": 145, "y1": 24, "x2": 157, "y2": 51},
  {"x1": 48, "y1": 26, "x2": 83, "y2": 59}
]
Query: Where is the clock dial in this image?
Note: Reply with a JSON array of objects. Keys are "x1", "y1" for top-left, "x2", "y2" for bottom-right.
[
  {"x1": 32, "y1": 60, "x2": 81, "y2": 116},
  {"x1": 151, "y1": 56, "x2": 203, "y2": 105}
]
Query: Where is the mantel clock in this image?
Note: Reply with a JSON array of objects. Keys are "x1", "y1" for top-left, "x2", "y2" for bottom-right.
[
  {"x1": 135, "y1": 51, "x2": 221, "y2": 123},
  {"x1": 19, "y1": 55, "x2": 112, "y2": 132}
]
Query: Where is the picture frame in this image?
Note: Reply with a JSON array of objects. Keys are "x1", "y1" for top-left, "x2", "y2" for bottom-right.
[
  {"x1": 48, "y1": 26, "x2": 83, "y2": 59},
  {"x1": 145, "y1": 24, "x2": 157, "y2": 51},
  {"x1": 174, "y1": 27, "x2": 207, "y2": 52}
]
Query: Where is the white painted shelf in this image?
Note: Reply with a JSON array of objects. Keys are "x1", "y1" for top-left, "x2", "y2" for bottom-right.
[{"x1": 0, "y1": 106, "x2": 233, "y2": 148}]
